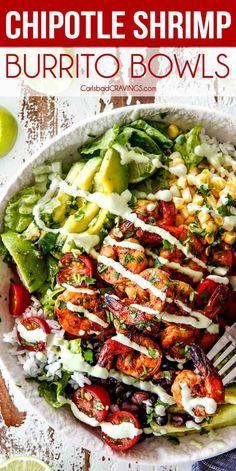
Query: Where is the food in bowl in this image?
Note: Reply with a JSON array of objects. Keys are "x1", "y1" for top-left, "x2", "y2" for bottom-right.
[{"x1": 1, "y1": 117, "x2": 236, "y2": 451}]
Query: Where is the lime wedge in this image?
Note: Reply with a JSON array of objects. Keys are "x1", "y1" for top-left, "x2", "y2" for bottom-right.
[
  {"x1": 22, "y1": 48, "x2": 74, "y2": 95},
  {"x1": 0, "y1": 456, "x2": 53, "y2": 470},
  {"x1": 0, "y1": 107, "x2": 18, "y2": 158}
]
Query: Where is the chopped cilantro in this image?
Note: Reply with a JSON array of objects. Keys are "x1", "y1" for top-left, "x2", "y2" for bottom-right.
[
  {"x1": 37, "y1": 232, "x2": 57, "y2": 254},
  {"x1": 123, "y1": 252, "x2": 135, "y2": 265},
  {"x1": 83, "y1": 349, "x2": 93, "y2": 364},
  {"x1": 197, "y1": 185, "x2": 211, "y2": 201},
  {"x1": 189, "y1": 223, "x2": 206, "y2": 239},
  {"x1": 98, "y1": 263, "x2": 108, "y2": 273},
  {"x1": 148, "y1": 347, "x2": 159, "y2": 359},
  {"x1": 162, "y1": 240, "x2": 174, "y2": 252}
]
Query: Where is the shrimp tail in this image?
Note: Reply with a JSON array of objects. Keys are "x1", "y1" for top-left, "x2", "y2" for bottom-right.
[
  {"x1": 189, "y1": 344, "x2": 218, "y2": 377},
  {"x1": 103, "y1": 294, "x2": 125, "y2": 316}
]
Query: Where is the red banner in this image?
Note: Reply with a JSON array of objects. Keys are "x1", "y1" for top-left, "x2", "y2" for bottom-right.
[{"x1": 0, "y1": 0, "x2": 235, "y2": 47}]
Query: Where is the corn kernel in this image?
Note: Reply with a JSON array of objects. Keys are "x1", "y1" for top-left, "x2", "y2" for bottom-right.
[
  {"x1": 187, "y1": 174, "x2": 197, "y2": 186},
  {"x1": 176, "y1": 214, "x2": 185, "y2": 226},
  {"x1": 185, "y1": 216, "x2": 196, "y2": 224},
  {"x1": 170, "y1": 151, "x2": 182, "y2": 160},
  {"x1": 192, "y1": 194, "x2": 204, "y2": 205},
  {"x1": 182, "y1": 187, "x2": 192, "y2": 203},
  {"x1": 168, "y1": 124, "x2": 179, "y2": 140},
  {"x1": 177, "y1": 176, "x2": 187, "y2": 189},
  {"x1": 198, "y1": 211, "x2": 211, "y2": 225},
  {"x1": 210, "y1": 176, "x2": 226, "y2": 191},
  {"x1": 180, "y1": 207, "x2": 189, "y2": 219},
  {"x1": 170, "y1": 157, "x2": 185, "y2": 167},
  {"x1": 222, "y1": 232, "x2": 236, "y2": 245},
  {"x1": 212, "y1": 213, "x2": 224, "y2": 226},
  {"x1": 196, "y1": 170, "x2": 211, "y2": 186},
  {"x1": 173, "y1": 196, "x2": 184, "y2": 210},
  {"x1": 203, "y1": 220, "x2": 218, "y2": 232},
  {"x1": 170, "y1": 185, "x2": 180, "y2": 197},
  {"x1": 205, "y1": 234, "x2": 214, "y2": 244},
  {"x1": 187, "y1": 203, "x2": 201, "y2": 215}
]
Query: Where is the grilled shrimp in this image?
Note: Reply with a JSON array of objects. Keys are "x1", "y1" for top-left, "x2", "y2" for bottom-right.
[
  {"x1": 104, "y1": 294, "x2": 161, "y2": 336},
  {"x1": 171, "y1": 344, "x2": 224, "y2": 417},
  {"x1": 161, "y1": 325, "x2": 199, "y2": 360},
  {"x1": 55, "y1": 289, "x2": 108, "y2": 337},
  {"x1": 125, "y1": 267, "x2": 173, "y2": 312},
  {"x1": 98, "y1": 237, "x2": 148, "y2": 285},
  {"x1": 97, "y1": 333, "x2": 162, "y2": 380}
]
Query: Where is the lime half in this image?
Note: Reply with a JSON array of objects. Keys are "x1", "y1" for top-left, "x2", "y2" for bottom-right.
[
  {"x1": 0, "y1": 456, "x2": 53, "y2": 471},
  {"x1": 0, "y1": 107, "x2": 18, "y2": 158}
]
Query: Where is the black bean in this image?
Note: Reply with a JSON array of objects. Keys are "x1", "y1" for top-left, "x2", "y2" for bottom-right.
[
  {"x1": 170, "y1": 414, "x2": 185, "y2": 427},
  {"x1": 110, "y1": 404, "x2": 120, "y2": 413},
  {"x1": 115, "y1": 384, "x2": 125, "y2": 398},
  {"x1": 120, "y1": 402, "x2": 139, "y2": 413},
  {"x1": 154, "y1": 415, "x2": 168, "y2": 426},
  {"x1": 123, "y1": 390, "x2": 133, "y2": 400},
  {"x1": 149, "y1": 395, "x2": 157, "y2": 405},
  {"x1": 131, "y1": 391, "x2": 150, "y2": 405}
]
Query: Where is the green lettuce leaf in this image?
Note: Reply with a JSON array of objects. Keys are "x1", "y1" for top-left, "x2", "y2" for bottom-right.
[
  {"x1": 174, "y1": 126, "x2": 202, "y2": 168},
  {"x1": 130, "y1": 119, "x2": 173, "y2": 148},
  {"x1": 4, "y1": 187, "x2": 41, "y2": 233},
  {"x1": 116, "y1": 126, "x2": 161, "y2": 154},
  {"x1": 80, "y1": 124, "x2": 120, "y2": 155},
  {"x1": 38, "y1": 371, "x2": 71, "y2": 408}
]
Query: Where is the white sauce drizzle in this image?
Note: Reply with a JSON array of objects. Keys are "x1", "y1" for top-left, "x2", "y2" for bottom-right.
[
  {"x1": 100, "y1": 421, "x2": 142, "y2": 439},
  {"x1": 206, "y1": 275, "x2": 229, "y2": 285},
  {"x1": 104, "y1": 235, "x2": 144, "y2": 251},
  {"x1": 111, "y1": 332, "x2": 159, "y2": 358},
  {"x1": 186, "y1": 420, "x2": 201, "y2": 430},
  {"x1": 61, "y1": 284, "x2": 99, "y2": 295},
  {"x1": 180, "y1": 382, "x2": 217, "y2": 418},
  {"x1": 155, "y1": 189, "x2": 173, "y2": 202},
  {"x1": 146, "y1": 250, "x2": 203, "y2": 283},
  {"x1": 17, "y1": 323, "x2": 46, "y2": 343},
  {"x1": 98, "y1": 254, "x2": 166, "y2": 301},
  {"x1": 66, "y1": 302, "x2": 108, "y2": 328}
]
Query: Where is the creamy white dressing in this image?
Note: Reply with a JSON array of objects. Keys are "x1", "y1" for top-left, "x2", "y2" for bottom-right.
[
  {"x1": 100, "y1": 421, "x2": 142, "y2": 439},
  {"x1": 127, "y1": 214, "x2": 207, "y2": 269},
  {"x1": 111, "y1": 332, "x2": 159, "y2": 358},
  {"x1": 180, "y1": 382, "x2": 217, "y2": 418},
  {"x1": 66, "y1": 302, "x2": 108, "y2": 328},
  {"x1": 70, "y1": 402, "x2": 100, "y2": 426},
  {"x1": 155, "y1": 189, "x2": 173, "y2": 202},
  {"x1": 60, "y1": 180, "x2": 132, "y2": 217},
  {"x1": 206, "y1": 275, "x2": 229, "y2": 285},
  {"x1": 17, "y1": 323, "x2": 46, "y2": 343},
  {"x1": 146, "y1": 203, "x2": 156, "y2": 212},
  {"x1": 146, "y1": 250, "x2": 203, "y2": 283},
  {"x1": 104, "y1": 235, "x2": 144, "y2": 251},
  {"x1": 185, "y1": 420, "x2": 201, "y2": 430},
  {"x1": 33, "y1": 178, "x2": 62, "y2": 233},
  {"x1": 206, "y1": 323, "x2": 220, "y2": 334},
  {"x1": 64, "y1": 232, "x2": 100, "y2": 253},
  {"x1": 98, "y1": 254, "x2": 167, "y2": 301},
  {"x1": 112, "y1": 143, "x2": 150, "y2": 165},
  {"x1": 61, "y1": 284, "x2": 99, "y2": 295}
]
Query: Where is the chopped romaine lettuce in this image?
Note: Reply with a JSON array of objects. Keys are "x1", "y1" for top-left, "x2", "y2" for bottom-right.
[
  {"x1": 80, "y1": 124, "x2": 120, "y2": 155},
  {"x1": 38, "y1": 371, "x2": 71, "y2": 408},
  {"x1": 130, "y1": 119, "x2": 173, "y2": 148},
  {"x1": 174, "y1": 126, "x2": 202, "y2": 168}
]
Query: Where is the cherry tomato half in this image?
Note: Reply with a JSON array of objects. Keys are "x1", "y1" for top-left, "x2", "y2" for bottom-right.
[
  {"x1": 9, "y1": 283, "x2": 31, "y2": 317},
  {"x1": 17, "y1": 317, "x2": 51, "y2": 351},
  {"x1": 57, "y1": 253, "x2": 93, "y2": 287},
  {"x1": 72, "y1": 385, "x2": 110, "y2": 423},
  {"x1": 212, "y1": 247, "x2": 234, "y2": 274},
  {"x1": 101, "y1": 411, "x2": 141, "y2": 451},
  {"x1": 195, "y1": 279, "x2": 218, "y2": 308}
]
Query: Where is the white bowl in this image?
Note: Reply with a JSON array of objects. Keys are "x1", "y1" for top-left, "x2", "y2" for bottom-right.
[{"x1": 0, "y1": 103, "x2": 236, "y2": 465}]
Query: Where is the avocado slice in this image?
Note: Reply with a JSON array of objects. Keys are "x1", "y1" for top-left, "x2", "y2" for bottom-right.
[
  {"x1": 225, "y1": 384, "x2": 236, "y2": 405},
  {"x1": 64, "y1": 202, "x2": 99, "y2": 233},
  {"x1": 150, "y1": 404, "x2": 236, "y2": 436},
  {"x1": 1, "y1": 232, "x2": 46, "y2": 292},
  {"x1": 74, "y1": 157, "x2": 102, "y2": 191},
  {"x1": 53, "y1": 161, "x2": 85, "y2": 223},
  {"x1": 94, "y1": 148, "x2": 128, "y2": 194},
  {"x1": 88, "y1": 209, "x2": 109, "y2": 235}
]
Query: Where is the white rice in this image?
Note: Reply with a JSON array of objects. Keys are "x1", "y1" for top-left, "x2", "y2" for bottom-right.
[{"x1": 69, "y1": 372, "x2": 92, "y2": 390}]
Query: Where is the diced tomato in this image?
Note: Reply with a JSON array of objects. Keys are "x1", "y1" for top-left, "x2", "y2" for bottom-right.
[
  {"x1": 57, "y1": 253, "x2": 93, "y2": 287},
  {"x1": 17, "y1": 317, "x2": 51, "y2": 351},
  {"x1": 72, "y1": 385, "x2": 110, "y2": 423},
  {"x1": 9, "y1": 283, "x2": 31, "y2": 317},
  {"x1": 101, "y1": 411, "x2": 141, "y2": 451}
]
